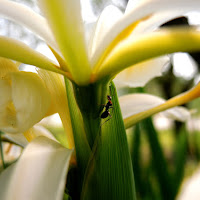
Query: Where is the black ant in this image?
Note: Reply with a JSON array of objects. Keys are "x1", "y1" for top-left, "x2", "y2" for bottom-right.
[{"x1": 100, "y1": 94, "x2": 113, "y2": 125}]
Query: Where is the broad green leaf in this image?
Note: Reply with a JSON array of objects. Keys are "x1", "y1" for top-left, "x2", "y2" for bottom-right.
[
  {"x1": 81, "y1": 82, "x2": 136, "y2": 200},
  {"x1": 0, "y1": 136, "x2": 73, "y2": 200},
  {"x1": 65, "y1": 78, "x2": 91, "y2": 186}
]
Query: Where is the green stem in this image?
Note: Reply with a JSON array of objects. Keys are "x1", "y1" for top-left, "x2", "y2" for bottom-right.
[
  {"x1": 0, "y1": 131, "x2": 6, "y2": 169},
  {"x1": 72, "y1": 80, "x2": 109, "y2": 149},
  {"x1": 81, "y1": 82, "x2": 136, "y2": 200},
  {"x1": 65, "y1": 78, "x2": 91, "y2": 196}
]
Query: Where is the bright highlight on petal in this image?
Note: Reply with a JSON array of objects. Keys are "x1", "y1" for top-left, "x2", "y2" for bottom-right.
[
  {"x1": 0, "y1": 0, "x2": 57, "y2": 50},
  {"x1": 39, "y1": 0, "x2": 91, "y2": 85},
  {"x1": 124, "y1": 81, "x2": 200, "y2": 129},
  {"x1": 114, "y1": 56, "x2": 169, "y2": 88},
  {"x1": 0, "y1": 136, "x2": 73, "y2": 200},
  {"x1": 0, "y1": 71, "x2": 51, "y2": 133}
]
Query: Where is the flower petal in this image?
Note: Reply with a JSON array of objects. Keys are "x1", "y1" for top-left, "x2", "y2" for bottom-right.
[
  {"x1": 89, "y1": 5, "x2": 123, "y2": 58},
  {"x1": 124, "y1": 81, "x2": 200, "y2": 128},
  {"x1": 38, "y1": 0, "x2": 91, "y2": 85},
  {"x1": 0, "y1": 136, "x2": 73, "y2": 200},
  {"x1": 0, "y1": 57, "x2": 19, "y2": 76},
  {"x1": 114, "y1": 56, "x2": 169, "y2": 88},
  {"x1": 97, "y1": 27, "x2": 200, "y2": 81},
  {"x1": 0, "y1": 0, "x2": 57, "y2": 49},
  {"x1": 0, "y1": 36, "x2": 68, "y2": 76},
  {"x1": 119, "y1": 93, "x2": 190, "y2": 122},
  {"x1": 125, "y1": 0, "x2": 140, "y2": 13},
  {"x1": 23, "y1": 125, "x2": 57, "y2": 143},
  {"x1": 130, "y1": 11, "x2": 187, "y2": 37},
  {"x1": 38, "y1": 70, "x2": 74, "y2": 149},
  {"x1": 3, "y1": 132, "x2": 28, "y2": 147},
  {"x1": 177, "y1": 167, "x2": 200, "y2": 200},
  {"x1": 0, "y1": 72, "x2": 51, "y2": 133},
  {"x1": 91, "y1": 0, "x2": 200, "y2": 67}
]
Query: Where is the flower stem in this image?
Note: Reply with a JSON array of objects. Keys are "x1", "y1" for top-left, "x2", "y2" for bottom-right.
[{"x1": 72, "y1": 80, "x2": 109, "y2": 148}]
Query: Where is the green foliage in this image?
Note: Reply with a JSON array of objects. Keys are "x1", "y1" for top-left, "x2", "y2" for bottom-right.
[{"x1": 65, "y1": 80, "x2": 136, "y2": 200}]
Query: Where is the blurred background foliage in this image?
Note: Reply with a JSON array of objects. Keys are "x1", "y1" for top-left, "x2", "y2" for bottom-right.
[{"x1": 1, "y1": 0, "x2": 200, "y2": 199}]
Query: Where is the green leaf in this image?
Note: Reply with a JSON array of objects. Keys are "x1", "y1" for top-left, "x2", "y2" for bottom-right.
[
  {"x1": 130, "y1": 125, "x2": 143, "y2": 196},
  {"x1": 65, "y1": 78, "x2": 91, "y2": 185},
  {"x1": 81, "y1": 82, "x2": 136, "y2": 200},
  {"x1": 173, "y1": 126, "x2": 187, "y2": 195},
  {"x1": 141, "y1": 118, "x2": 175, "y2": 200}
]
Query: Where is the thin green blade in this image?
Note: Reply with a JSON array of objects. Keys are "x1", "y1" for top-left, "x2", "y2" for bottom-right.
[{"x1": 81, "y1": 82, "x2": 136, "y2": 200}]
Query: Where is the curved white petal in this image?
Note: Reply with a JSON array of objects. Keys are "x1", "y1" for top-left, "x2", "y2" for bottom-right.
[
  {"x1": 38, "y1": 0, "x2": 91, "y2": 85},
  {"x1": 89, "y1": 5, "x2": 123, "y2": 58},
  {"x1": 114, "y1": 56, "x2": 169, "y2": 88},
  {"x1": 85, "y1": 21, "x2": 96, "y2": 48},
  {"x1": 130, "y1": 11, "x2": 187, "y2": 37},
  {"x1": 0, "y1": 72, "x2": 51, "y2": 133},
  {"x1": 119, "y1": 93, "x2": 190, "y2": 122},
  {"x1": 177, "y1": 167, "x2": 200, "y2": 200},
  {"x1": 0, "y1": 136, "x2": 73, "y2": 200},
  {"x1": 125, "y1": 0, "x2": 141, "y2": 13},
  {"x1": 0, "y1": 1, "x2": 57, "y2": 49},
  {"x1": 4, "y1": 125, "x2": 57, "y2": 147},
  {"x1": 91, "y1": 0, "x2": 200, "y2": 66}
]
